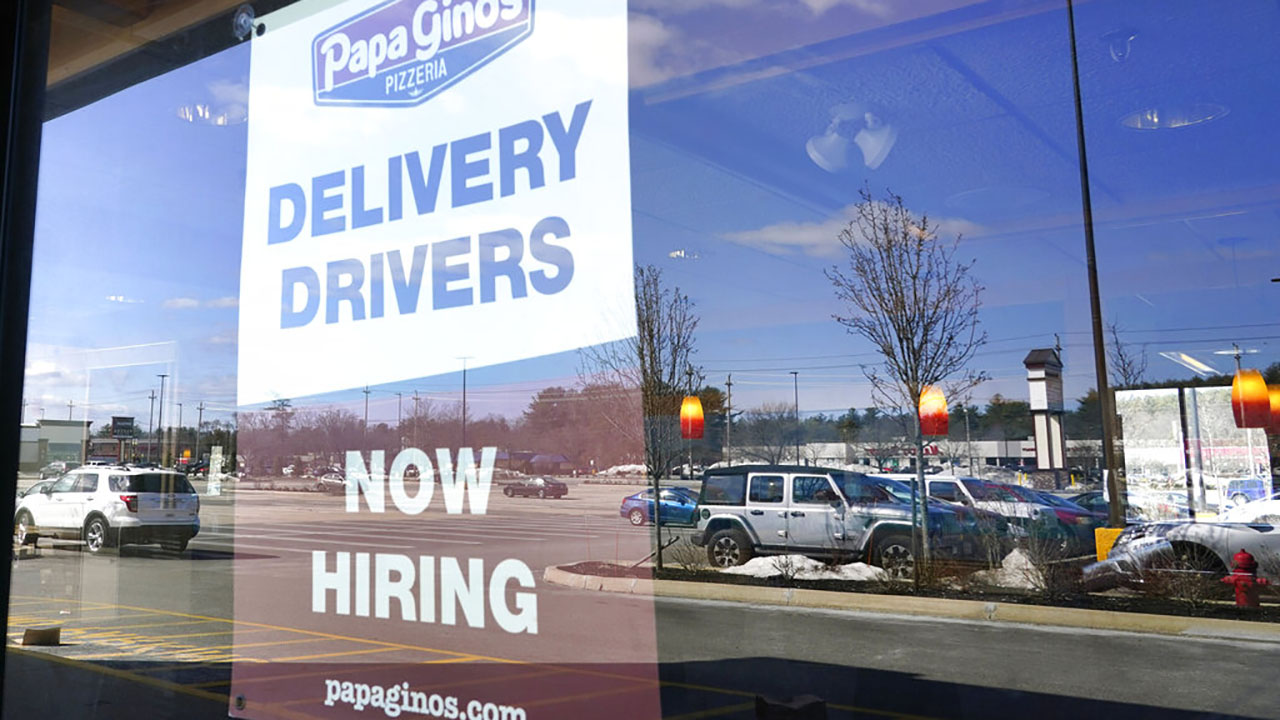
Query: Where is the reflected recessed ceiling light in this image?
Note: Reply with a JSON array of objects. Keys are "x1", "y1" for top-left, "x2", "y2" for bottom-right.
[
  {"x1": 177, "y1": 103, "x2": 247, "y2": 126},
  {"x1": 1120, "y1": 103, "x2": 1228, "y2": 130},
  {"x1": 807, "y1": 102, "x2": 897, "y2": 172}
]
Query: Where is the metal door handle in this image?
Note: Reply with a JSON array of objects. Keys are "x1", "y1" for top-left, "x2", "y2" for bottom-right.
[
  {"x1": 777, "y1": 511, "x2": 787, "y2": 518},
  {"x1": 749, "y1": 510, "x2": 764, "y2": 515},
  {"x1": 790, "y1": 511, "x2": 805, "y2": 517}
]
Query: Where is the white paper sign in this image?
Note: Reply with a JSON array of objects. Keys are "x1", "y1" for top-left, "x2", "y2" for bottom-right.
[{"x1": 238, "y1": 0, "x2": 634, "y2": 404}]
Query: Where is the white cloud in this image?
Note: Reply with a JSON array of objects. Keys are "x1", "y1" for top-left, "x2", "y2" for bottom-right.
[
  {"x1": 105, "y1": 295, "x2": 143, "y2": 304},
  {"x1": 629, "y1": 12, "x2": 739, "y2": 87},
  {"x1": 799, "y1": 0, "x2": 893, "y2": 17},
  {"x1": 206, "y1": 332, "x2": 236, "y2": 346},
  {"x1": 723, "y1": 204, "x2": 984, "y2": 258},
  {"x1": 161, "y1": 296, "x2": 239, "y2": 310}
]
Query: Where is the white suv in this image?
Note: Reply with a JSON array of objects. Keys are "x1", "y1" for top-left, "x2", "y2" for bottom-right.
[{"x1": 14, "y1": 465, "x2": 201, "y2": 553}]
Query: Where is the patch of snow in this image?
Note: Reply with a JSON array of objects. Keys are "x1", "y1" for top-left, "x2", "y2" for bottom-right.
[
  {"x1": 971, "y1": 549, "x2": 1041, "y2": 590},
  {"x1": 601, "y1": 464, "x2": 648, "y2": 476},
  {"x1": 721, "y1": 554, "x2": 886, "y2": 581}
]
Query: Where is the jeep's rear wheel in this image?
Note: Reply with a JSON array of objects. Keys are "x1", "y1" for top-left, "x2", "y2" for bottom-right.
[
  {"x1": 707, "y1": 528, "x2": 753, "y2": 568},
  {"x1": 873, "y1": 533, "x2": 914, "y2": 581},
  {"x1": 504, "y1": 487, "x2": 515, "y2": 497},
  {"x1": 83, "y1": 517, "x2": 110, "y2": 554}
]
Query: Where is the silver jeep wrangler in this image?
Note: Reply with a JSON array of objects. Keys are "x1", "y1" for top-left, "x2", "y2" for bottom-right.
[{"x1": 690, "y1": 465, "x2": 966, "y2": 579}]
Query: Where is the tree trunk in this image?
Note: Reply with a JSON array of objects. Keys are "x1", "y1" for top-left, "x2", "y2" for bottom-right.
[
  {"x1": 915, "y1": 424, "x2": 931, "y2": 573},
  {"x1": 652, "y1": 471, "x2": 663, "y2": 570}
]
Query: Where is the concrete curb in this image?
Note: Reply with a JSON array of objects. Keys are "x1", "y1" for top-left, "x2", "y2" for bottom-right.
[{"x1": 542, "y1": 565, "x2": 1280, "y2": 644}]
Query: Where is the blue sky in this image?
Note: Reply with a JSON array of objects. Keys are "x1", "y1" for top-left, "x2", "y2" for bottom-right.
[{"x1": 24, "y1": 0, "x2": 1280, "y2": 432}]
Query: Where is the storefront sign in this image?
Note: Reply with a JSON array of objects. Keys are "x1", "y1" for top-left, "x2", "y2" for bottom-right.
[
  {"x1": 234, "y1": 3, "x2": 656, "y2": 719},
  {"x1": 237, "y1": 0, "x2": 635, "y2": 405}
]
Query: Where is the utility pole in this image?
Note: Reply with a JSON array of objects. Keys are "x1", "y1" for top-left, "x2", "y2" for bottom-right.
[
  {"x1": 790, "y1": 371, "x2": 800, "y2": 464},
  {"x1": 413, "y1": 391, "x2": 420, "y2": 450},
  {"x1": 963, "y1": 405, "x2": 974, "y2": 478},
  {"x1": 458, "y1": 357, "x2": 472, "y2": 447},
  {"x1": 21, "y1": 399, "x2": 26, "y2": 424},
  {"x1": 396, "y1": 392, "x2": 403, "y2": 450},
  {"x1": 1233, "y1": 344, "x2": 1256, "y2": 477},
  {"x1": 196, "y1": 402, "x2": 205, "y2": 463},
  {"x1": 156, "y1": 374, "x2": 168, "y2": 465},
  {"x1": 685, "y1": 367, "x2": 695, "y2": 478},
  {"x1": 66, "y1": 400, "x2": 74, "y2": 420},
  {"x1": 147, "y1": 391, "x2": 157, "y2": 463},
  {"x1": 725, "y1": 374, "x2": 733, "y2": 465},
  {"x1": 363, "y1": 386, "x2": 371, "y2": 439}
]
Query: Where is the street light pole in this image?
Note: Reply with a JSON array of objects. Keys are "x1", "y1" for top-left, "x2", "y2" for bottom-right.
[
  {"x1": 147, "y1": 391, "x2": 156, "y2": 462},
  {"x1": 66, "y1": 400, "x2": 73, "y2": 420},
  {"x1": 196, "y1": 402, "x2": 205, "y2": 463},
  {"x1": 790, "y1": 371, "x2": 800, "y2": 464},
  {"x1": 156, "y1": 374, "x2": 168, "y2": 465},
  {"x1": 1067, "y1": 0, "x2": 1122, "y2": 527},
  {"x1": 177, "y1": 402, "x2": 183, "y2": 460}
]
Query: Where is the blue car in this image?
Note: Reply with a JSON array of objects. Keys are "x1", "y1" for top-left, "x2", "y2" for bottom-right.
[{"x1": 620, "y1": 487, "x2": 699, "y2": 526}]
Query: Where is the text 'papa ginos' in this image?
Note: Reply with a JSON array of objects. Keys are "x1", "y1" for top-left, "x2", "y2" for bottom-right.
[{"x1": 265, "y1": 101, "x2": 590, "y2": 330}]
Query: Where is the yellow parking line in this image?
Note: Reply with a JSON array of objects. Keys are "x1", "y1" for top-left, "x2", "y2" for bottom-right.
[
  {"x1": 165, "y1": 636, "x2": 329, "y2": 654},
  {"x1": 63, "y1": 619, "x2": 222, "y2": 632},
  {"x1": 269, "y1": 646, "x2": 408, "y2": 662},
  {"x1": 122, "y1": 628, "x2": 244, "y2": 641}
]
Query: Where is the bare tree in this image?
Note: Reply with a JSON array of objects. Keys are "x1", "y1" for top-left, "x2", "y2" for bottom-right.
[
  {"x1": 580, "y1": 265, "x2": 703, "y2": 570},
  {"x1": 826, "y1": 187, "x2": 987, "y2": 574},
  {"x1": 1107, "y1": 320, "x2": 1147, "y2": 387},
  {"x1": 580, "y1": 265, "x2": 703, "y2": 480},
  {"x1": 737, "y1": 402, "x2": 800, "y2": 464}
]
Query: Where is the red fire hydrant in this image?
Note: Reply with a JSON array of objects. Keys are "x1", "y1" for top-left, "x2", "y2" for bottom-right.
[{"x1": 1222, "y1": 549, "x2": 1270, "y2": 608}]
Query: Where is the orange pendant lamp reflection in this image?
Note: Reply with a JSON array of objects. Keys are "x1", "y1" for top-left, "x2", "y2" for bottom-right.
[
  {"x1": 919, "y1": 386, "x2": 948, "y2": 437},
  {"x1": 1232, "y1": 369, "x2": 1270, "y2": 428},
  {"x1": 680, "y1": 395, "x2": 704, "y2": 439}
]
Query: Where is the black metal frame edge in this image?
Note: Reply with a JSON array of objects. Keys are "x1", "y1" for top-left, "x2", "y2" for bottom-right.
[{"x1": 0, "y1": 0, "x2": 52, "y2": 707}]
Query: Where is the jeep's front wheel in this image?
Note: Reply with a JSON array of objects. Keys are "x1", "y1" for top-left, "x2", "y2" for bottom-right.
[
  {"x1": 707, "y1": 528, "x2": 753, "y2": 568},
  {"x1": 873, "y1": 532, "x2": 914, "y2": 581}
]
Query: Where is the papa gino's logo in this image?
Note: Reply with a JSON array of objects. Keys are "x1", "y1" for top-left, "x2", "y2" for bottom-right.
[{"x1": 312, "y1": 0, "x2": 533, "y2": 107}]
